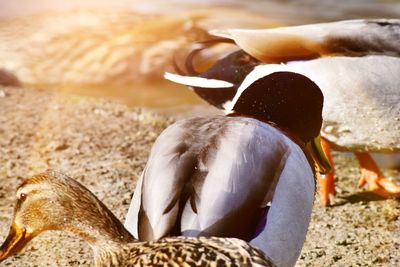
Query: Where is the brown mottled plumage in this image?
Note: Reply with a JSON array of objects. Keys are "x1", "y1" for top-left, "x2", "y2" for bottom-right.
[{"x1": 0, "y1": 170, "x2": 274, "y2": 267}]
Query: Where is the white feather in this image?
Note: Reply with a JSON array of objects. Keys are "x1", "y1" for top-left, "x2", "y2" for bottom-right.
[{"x1": 164, "y1": 72, "x2": 233, "y2": 88}]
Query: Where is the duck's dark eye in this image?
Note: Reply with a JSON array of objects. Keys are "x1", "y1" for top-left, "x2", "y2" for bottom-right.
[{"x1": 19, "y1": 193, "x2": 27, "y2": 201}]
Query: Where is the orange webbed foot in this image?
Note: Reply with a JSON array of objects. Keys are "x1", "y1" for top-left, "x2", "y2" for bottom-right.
[
  {"x1": 318, "y1": 138, "x2": 336, "y2": 206},
  {"x1": 355, "y1": 152, "x2": 400, "y2": 198}
]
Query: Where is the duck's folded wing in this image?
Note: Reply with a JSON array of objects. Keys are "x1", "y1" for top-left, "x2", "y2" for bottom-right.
[
  {"x1": 124, "y1": 124, "x2": 197, "y2": 241},
  {"x1": 210, "y1": 19, "x2": 400, "y2": 62},
  {"x1": 179, "y1": 122, "x2": 290, "y2": 238},
  {"x1": 176, "y1": 122, "x2": 315, "y2": 267}
]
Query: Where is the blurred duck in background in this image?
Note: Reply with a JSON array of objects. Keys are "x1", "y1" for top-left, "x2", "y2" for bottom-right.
[
  {"x1": 166, "y1": 19, "x2": 400, "y2": 206},
  {"x1": 0, "y1": 8, "x2": 277, "y2": 86},
  {"x1": 125, "y1": 71, "x2": 330, "y2": 267}
]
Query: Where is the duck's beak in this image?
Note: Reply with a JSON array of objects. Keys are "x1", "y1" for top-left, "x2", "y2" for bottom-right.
[
  {"x1": 0, "y1": 222, "x2": 31, "y2": 262},
  {"x1": 307, "y1": 134, "x2": 332, "y2": 174}
]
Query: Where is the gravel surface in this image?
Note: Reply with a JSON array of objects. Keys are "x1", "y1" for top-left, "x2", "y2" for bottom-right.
[{"x1": 0, "y1": 86, "x2": 399, "y2": 266}]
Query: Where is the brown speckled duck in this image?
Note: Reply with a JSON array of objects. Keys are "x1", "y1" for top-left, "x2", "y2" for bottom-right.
[{"x1": 0, "y1": 170, "x2": 274, "y2": 267}]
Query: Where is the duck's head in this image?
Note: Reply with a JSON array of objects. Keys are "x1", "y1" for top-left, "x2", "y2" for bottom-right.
[
  {"x1": 232, "y1": 71, "x2": 322, "y2": 142},
  {"x1": 229, "y1": 71, "x2": 331, "y2": 173},
  {"x1": 0, "y1": 170, "x2": 133, "y2": 262}
]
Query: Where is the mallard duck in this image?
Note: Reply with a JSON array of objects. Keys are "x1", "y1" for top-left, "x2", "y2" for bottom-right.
[
  {"x1": 165, "y1": 19, "x2": 400, "y2": 206},
  {"x1": 125, "y1": 71, "x2": 330, "y2": 267},
  {"x1": 0, "y1": 170, "x2": 274, "y2": 266}
]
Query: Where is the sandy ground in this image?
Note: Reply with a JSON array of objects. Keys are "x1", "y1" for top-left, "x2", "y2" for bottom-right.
[{"x1": 0, "y1": 86, "x2": 399, "y2": 266}]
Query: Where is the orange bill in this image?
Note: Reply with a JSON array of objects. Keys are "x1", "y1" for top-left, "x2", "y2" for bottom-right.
[{"x1": 0, "y1": 222, "x2": 31, "y2": 262}]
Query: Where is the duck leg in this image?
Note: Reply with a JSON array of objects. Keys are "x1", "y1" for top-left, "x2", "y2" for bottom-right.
[
  {"x1": 355, "y1": 152, "x2": 400, "y2": 198},
  {"x1": 317, "y1": 138, "x2": 336, "y2": 206}
]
